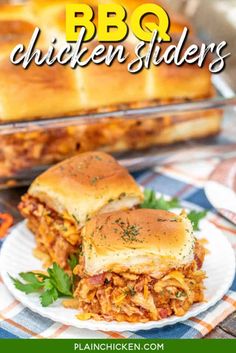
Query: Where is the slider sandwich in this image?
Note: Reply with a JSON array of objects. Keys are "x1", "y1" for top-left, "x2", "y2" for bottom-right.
[
  {"x1": 69, "y1": 209, "x2": 206, "y2": 322},
  {"x1": 18, "y1": 152, "x2": 143, "y2": 268}
]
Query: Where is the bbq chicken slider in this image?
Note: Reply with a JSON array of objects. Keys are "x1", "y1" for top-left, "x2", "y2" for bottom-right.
[
  {"x1": 18, "y1": 152, "x2": 143, "y2": 268},
  {"x1": 71, "y1": 209, "x2": 206, "y2": 322}
]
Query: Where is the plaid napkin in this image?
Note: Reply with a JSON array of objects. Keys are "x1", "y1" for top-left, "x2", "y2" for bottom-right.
[{"x1": 0, "y1": 158, "x2": 235, "y2": 339}]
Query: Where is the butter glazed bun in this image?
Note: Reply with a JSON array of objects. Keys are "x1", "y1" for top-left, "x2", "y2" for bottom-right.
[
  {"x1": 82, "y1": 209, "x2": 194, "y2": 276},
  {"x1": 0, "y1": 59, "x2": 82, "y2": 121},
  {"x1": 0, "y1": 3, "x2": 45, "y2": 59},
  {"x1": 0, "y1": 0, "x2": 219, "y2": 121},
  {"x1": 28, "y1": 151, "x2": 144, "y2": 225},
  {"x1": 0, "y1": 0, "x2": 218, "y2": 119}
]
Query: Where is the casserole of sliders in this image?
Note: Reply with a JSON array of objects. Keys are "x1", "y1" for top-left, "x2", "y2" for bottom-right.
[
  {"x1": 64, "y1": 209, "x2": 206, "y2": 322},
  {"x1": 0, "y1": 0, "x2": 222, "y2": 181}
]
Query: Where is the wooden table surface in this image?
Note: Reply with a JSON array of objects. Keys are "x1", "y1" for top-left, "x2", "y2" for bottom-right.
[{"x1": 0, "y1": 187, "x2": 235, "y2": 339}]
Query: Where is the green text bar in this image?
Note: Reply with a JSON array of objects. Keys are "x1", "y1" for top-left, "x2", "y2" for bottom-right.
[{"x1": 0, "y1": 339, "x2": 236, "y2": 353}]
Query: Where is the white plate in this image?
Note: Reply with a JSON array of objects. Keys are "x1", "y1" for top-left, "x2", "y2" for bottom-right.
[{"x1": 0, "y1": 217, "x2": 235, "y2": 332}]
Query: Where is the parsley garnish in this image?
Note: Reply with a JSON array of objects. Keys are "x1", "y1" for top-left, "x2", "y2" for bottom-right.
[
  {"x1": 67, "y1": 254, "x2": 78, "y2": 271},
  {"x1": 115, "y1": 218, "x2": 141, "y2": 243},
  {"x1": 85, "y1": 214, "x2": 91, "y2": 222},
  {"x1": 141, "y1": 189, "x2": 181, "y2": 210},
  {"x1": 175, "y1": 291, "x2": 187, "y2": 299},
  {"x1": 124, "y1": 286, "x2": 136, "y2": 297},
  {"x1": 141, "y1": 189, "x2": 207, "y2": 230},
  {"x1": 187, "y1": 210, "x2": 207, "y2": 231},
  {"x1": 94, "y1": 155, "x2": 102, "y2": 161},
  {"x1": 90, "y1": 176, "x2": 100, "y2": 185},
  {"x1": 122, "y1": 224, "x2": 140, "y2": 243},
  {"x1": 10, "y1": 263, "x2": 73, "y2": 307},
  {"x1": 72, "y1": 214, "x2": 80, "y2": 224}
]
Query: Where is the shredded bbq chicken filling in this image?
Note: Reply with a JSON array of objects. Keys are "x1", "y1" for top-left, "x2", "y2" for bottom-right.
[
  {"x1": 18, "y1": 194, "x2": 81, "y2": 268},
  {"x1": 64, "y1": 241, "x2": 206, "y2": 322}
]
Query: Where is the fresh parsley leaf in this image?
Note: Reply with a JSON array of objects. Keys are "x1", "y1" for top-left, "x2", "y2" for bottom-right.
[
  {"x1": 67, "y1": 254, "x2": 78, "y2": 271},
  {"x1": 141, "y1": 189, "x2": 207, "y2": 230},
  {"x1": 141, "y1": 189, "x2": 181, "y2": 210},
  {"x1": 128, "y1": 286, "x2": 136, "y2": 297},
  {"x1": 10, "y1": 262, "x2": 74, "y2": 307},
  {"x1": 40, "y1": 287, "x2": 58, "y2": 307},
  {"x1": 187, "y1": 210, "x2": 207, "y2": 231},
  {"x1": 19, "y1": 272, "x2": 46, "y2": 288},
  {"x1": 43, "y1": 278, "x2": 54, "y2": 291},
  {"x1": 10, "y1": 275, "x2": 42, "y2": 294},
  {"x1": 47, "y1": 263, "x2": 72, "y2": 296},
  {"x1": 176, "y1": 290, "x2": 187, "y2": 298},
  {"x1": 72, "y1": 214, "x2": 80, "y2": 224},
  {"x1": 124, "y1": 286, "x2": 136, "y2": 297}
]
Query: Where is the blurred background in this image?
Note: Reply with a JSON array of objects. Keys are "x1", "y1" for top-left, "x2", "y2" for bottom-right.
[{"x1": 169, "y1": 0, "x2": 236, "y2": 94}]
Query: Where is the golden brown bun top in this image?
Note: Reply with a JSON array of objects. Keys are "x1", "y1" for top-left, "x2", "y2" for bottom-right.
[
  {"x1": 0, "y1": 58, "x2": 81, "y2": 121},
  {"x1": 82, "y1": 208, "x2": 194, "y2": 276},
  {"x1": 0, "y1": 4, "x2": 31, "y2": 18},
  {"x1": 28, "y1": 152, "x2": 143, "y2": 224},
  {"x1": 0, "y1": 1, "x2": 212, "y2": 122},
  {"x1": 0, "y1": 4, "x2": 36, "y2": 35},
  {"x1": 0, "y1": 4, "x2": 39, "y2": 57}
]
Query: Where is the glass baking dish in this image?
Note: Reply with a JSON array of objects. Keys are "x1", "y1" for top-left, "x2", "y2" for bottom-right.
[
  {"x1": 0, "y1": 0, "x2": 235, "y2": 188},
  {"x1": 0, "y1": 83, "x2": 235, "y2": 189}
]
